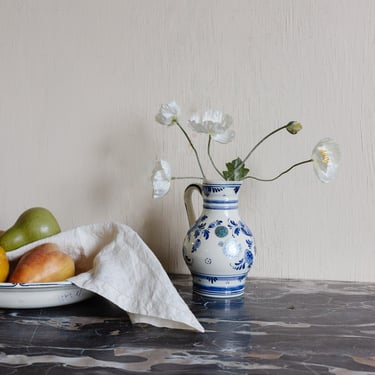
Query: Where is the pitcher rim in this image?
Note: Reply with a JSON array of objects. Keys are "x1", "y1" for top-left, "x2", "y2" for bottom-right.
[{"x1": 203, "y1": 179, "x2": 243, "y2": 186}]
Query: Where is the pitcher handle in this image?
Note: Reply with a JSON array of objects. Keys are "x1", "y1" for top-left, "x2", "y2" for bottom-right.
[{"x1": 184, "y1": 183, "x2": 203, "y2": 227}]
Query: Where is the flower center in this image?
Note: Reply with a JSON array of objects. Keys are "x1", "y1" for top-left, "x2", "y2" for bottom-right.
[{"x1": 319, "y1": 149, "x2": 330, "y2": 164}]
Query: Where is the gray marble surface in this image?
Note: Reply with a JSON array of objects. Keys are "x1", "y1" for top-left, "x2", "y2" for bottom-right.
[{"x1": 1, "y1": 275, "x2": 375, "y2": 374}]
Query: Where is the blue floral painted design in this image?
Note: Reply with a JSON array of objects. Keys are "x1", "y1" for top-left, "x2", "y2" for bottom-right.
[
  {"x1": 244, "y1": 250, "x2": 254, "y2": 266},
  {"x1": 192, "y1": 239, "x2": 201, "y2": 253},
  {"x1": 222, "y1": 239, "x2": 242, "y2": 258},
  {"x1": 228, "y1": 219, "x2": 253, "y2": 237},
  {"x1": 186, "y1": 215, "x2": 223, "y2": 243},
  {"x1": 183, "y1": 246, "x2": 193, "y2": 265},
  {"x1": 215, "y1": 225, "x2": 228, "y2": 238},
  {"x1": 187, "y1": 216, "x2": 255, "y2": 263},
  {"x1": 246, "y1": 238, "x2": 256, "y2": 255},
  {"x1": 203, "y1": 184, "x2": 240, "y2": 197},
  {"x1": 231, "y1": 250, "x2": 254, "y2": 271},
  {"x1": 206, "y1": 276, "x2": 218, "y2": 284},
  {"x1": 203, "y1": 185, "x2": 225, "y2": 196}
]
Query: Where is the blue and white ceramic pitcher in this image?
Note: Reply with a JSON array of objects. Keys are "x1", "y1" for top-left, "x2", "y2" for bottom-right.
[{"x1": 183, "y1": 180, "x2": 256, "y2": 298}]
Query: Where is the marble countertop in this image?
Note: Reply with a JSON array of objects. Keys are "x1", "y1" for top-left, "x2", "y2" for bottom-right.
[{"x1": 1, "y1": 275, "x2": 375, "y2": 374}]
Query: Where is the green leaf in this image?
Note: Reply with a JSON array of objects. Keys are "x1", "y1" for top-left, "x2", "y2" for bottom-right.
[{"x1": 222, "y1": 158, "x2": 249, "y2": 181}]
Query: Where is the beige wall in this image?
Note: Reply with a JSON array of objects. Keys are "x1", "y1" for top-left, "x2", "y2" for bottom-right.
[{"x1": 0, "y1": 0, "x2": 373, "y2": 282}]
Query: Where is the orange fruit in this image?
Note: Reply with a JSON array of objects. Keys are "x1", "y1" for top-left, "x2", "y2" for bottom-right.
[{"x1": 0, "y1": 246, "x2": 9, "y2": 282}]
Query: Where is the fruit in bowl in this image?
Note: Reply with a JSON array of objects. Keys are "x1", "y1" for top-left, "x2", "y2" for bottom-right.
[
  {"x1": 0, "y1": 246, "x2": 9, "y2": 282},
  {"x1": 0, "y1": 207, "x2": 61, "y2": 252},
  {"x1": 8, "y1": 243, "x2": 75, "y2": 283}
]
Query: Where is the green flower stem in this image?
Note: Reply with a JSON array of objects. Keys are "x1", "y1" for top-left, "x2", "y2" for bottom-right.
[
  {"x1": 172, "y1": 176, "x2": 204, "y2": 180},
  {"x1": 227, "y1": 124, "x2": 290, "y2": 180},
  {"x1": 176, "y1": 121, "x2": 206, "y2": 179},
  {"x1": 243, "y1": 124, "x2": 289, "y2": 165},
  {"x1": 208, "y1": 135, "x2": 225, "y2": 179},
  {"x1": 244, "y1": 159, "x2": 313, "y2": 182}
]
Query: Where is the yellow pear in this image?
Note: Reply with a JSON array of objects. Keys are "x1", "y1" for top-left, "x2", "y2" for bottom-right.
[
  {"x1": 0, "y1": 246, "x2": 9, "y2": 282},
  {"x1": 9, "y1": 243, "x2": 75, "y2": 283}
]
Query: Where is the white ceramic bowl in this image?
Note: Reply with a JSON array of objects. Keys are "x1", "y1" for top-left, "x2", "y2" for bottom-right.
[{"x1": 0, "y1": 281, "x2": 94, "y2": 309}]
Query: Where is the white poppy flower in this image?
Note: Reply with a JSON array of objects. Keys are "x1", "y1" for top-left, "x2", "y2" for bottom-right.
[
  {"x1": 155, "y1": 101, "x2": 180, "y2": 126},
  {"x1": 151, "y1": 160, "x2": 172, "y2": 198},
  {"x1": 188, "y1": 110, "x2": 235, "y2": 144},
  {"x1": 311, "y1": 138, "x2": 341, "y2": 183}
]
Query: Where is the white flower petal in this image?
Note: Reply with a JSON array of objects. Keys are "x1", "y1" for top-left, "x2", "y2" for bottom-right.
[
  {"x1": 155, "y1": 101, "x2": 180, "y2": 126},
  {"x1": 188, "y1": 110, "x2": 234, "y2": 143},
  {"x1": 212, "y1": 129, "x2": 235, "y2": 144},
  {"x1": 188, "y1": 113, "x2": 205, "y2": 133},
  {"x1": 151, "y1": 160, "x2": 172, "y2": 198},
  {"x1": 311, "y1": 138, "x2": 341, "y2": 183},
  {"x1": 202, "y1": 110, "x2": 224, "y2": 124}
]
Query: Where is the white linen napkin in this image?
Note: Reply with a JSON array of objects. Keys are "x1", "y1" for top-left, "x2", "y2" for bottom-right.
[{"x1": 6, "y1": 222, "x2": 204, "y2": 333}]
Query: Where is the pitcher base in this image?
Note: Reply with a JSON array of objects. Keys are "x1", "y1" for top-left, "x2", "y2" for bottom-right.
[{"x1": 191, "y1": 273, "x2": 247, "y2": 298}]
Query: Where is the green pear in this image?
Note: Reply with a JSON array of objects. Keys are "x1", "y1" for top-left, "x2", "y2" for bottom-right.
[{"x1": 0, "y1": 207, "x2": 61, "y2": 252}]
